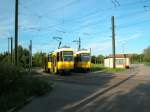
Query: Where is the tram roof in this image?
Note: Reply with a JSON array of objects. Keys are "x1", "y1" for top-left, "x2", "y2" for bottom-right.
[
  {"x1": 76, "y1": 50, "x2": 90, "y2": 54},
  {"x1": 54, "y1": 48, "x2": 73, "y2": 52}
]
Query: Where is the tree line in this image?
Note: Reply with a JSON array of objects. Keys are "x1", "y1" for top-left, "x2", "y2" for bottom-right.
[
  {"x1": 0, "y1": 45, "x2": 44, "y2": 67},
  {"x1": 130, "y1": 46, "x2": 150, "y2": 64},
  {"x1": 0, "y1": 45, "x2": 150, "y2": 67}
]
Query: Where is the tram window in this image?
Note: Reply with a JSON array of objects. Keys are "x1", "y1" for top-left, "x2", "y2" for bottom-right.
[
  {"x1": 63, "y1": 51, "x2": 73, "y2": 56},
  {"x1": 64, "y1": 56, "x2": 73, "y2": 61},
  {"x1": 77, "y1": 54, "x2": 81, "y2": 62},
  {"x1": 57, "y1": 52, "x2": 59, "y2": 61},
  {"x1": 48, "y1": 55, "x2": 52, "y2": 61},
  {"x1": 81, "y1": 56, "x2": 90, "y2": 61},
  {"x1": 80, "y1": 53, "x2": 90, "y2": 61},
  {"x1": 75, "y1": 55, "x2": 78, "y2": 61},
  {"x1": 60, "y1": 52, "x2": 63, "y2": 61},
  {"x1": 63, "y1": 51, "x2": 73, "y2": 61}
]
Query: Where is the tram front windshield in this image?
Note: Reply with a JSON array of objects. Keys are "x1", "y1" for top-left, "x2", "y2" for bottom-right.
[
  {"x1": 63, "y1": 51, "x2": 73, "y2": 61},
  {"x1": 80, "y1": 53, "x2": 90, "y2": 61}
]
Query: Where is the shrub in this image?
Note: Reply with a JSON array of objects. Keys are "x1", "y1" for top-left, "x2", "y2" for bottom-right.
[{"x1": 0, "y1": 63, "x2": 52, "y2": 112}]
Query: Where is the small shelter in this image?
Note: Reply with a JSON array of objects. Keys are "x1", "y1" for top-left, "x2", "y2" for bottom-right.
[{"x1": 104, "y1": 54, "x2": 130, "y2": 68}]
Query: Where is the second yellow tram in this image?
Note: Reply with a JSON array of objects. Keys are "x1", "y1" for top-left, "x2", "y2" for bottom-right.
[{"x1": 74, "y1": 50, "x2": 91, "y2": 72}]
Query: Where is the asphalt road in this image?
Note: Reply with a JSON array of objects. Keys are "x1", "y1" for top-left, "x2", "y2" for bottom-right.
[{"x1": 19, "y1": 64, "x2": 150, "y2": 112}]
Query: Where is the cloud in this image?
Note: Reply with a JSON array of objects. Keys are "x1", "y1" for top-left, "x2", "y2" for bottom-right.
[
  {"x1": 86, "y1": 33, "x2": 140, "y2": 54},
  {"x1": 32, "y1": 43, "x2": 56, "y2": 54},
  {"x1": 117, "y1": 34, "x2": 140, "y2": 43},
  {"x1": 0, "y1": 26, "x2": 11, "y2": 38},
  {"x1": 0, "y1": 19, "x2": 13, "y2": 38}
]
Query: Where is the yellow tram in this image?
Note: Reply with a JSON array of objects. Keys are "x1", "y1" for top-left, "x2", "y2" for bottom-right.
[
  {"x1": 44, "y1": 47, "x2": 74, "y2": 74},
  {"x1": 74, "y1": 49, "x2": 91, "y2": 72},
  {"x1": 44, "y1": 53, "x2": 52, "y2": 73}
]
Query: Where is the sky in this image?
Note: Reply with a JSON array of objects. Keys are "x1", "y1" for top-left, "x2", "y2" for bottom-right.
[{"x1": 0, "y1": 0, "x2": 150, "y2": 56}]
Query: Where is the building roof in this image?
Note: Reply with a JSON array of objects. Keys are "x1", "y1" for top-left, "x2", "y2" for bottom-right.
[{"x1": 105, "y1": 54, "x2": 130, "y2": 59}]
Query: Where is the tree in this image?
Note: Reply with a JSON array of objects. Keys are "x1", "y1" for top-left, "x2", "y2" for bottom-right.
[
  {"x1": 91, "y1": 55, "x2": 96, "y2": 64},
  {"x1": 96, "y1": 55, "x2": 104, "y2": 64},
  {"x1": 0, "y1": 45, "x2": 30, "y2": 67},
  {"x1": 130, "y1": 53, "x2": 144, "y2": 64},
  {"x1": 91, "y1": 55, "x2": 105, "y2": 64},
  {"x1": 17, "y1": 46, "x2": 30, "y2": 67},
  {"x1": 32, "y1": 52, "x2": 43, "y2": 67},
  {"x1": 144, "y1": 46, "x2": 150, "y2": 62},
  {"x1": 0, "y1": 52, "x2": 10, "y2": 64}
]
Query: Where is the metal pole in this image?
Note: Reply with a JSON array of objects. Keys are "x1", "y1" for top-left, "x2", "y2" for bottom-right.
[
  {"x1": 78, "y1": 37, "x2": 81, "y2": 51},
  {"x1": 8, "y1": 38, "x2": 10, "y2": 54},
  {"x1": 15, "y1": 0, "x2": 19, "y2": 65},
  {"x1": 8, "y1": 38, "x2": 10, "y2": 63},
  {"x1": 90, "y1": 48, "x2": 91, "y2": 55},
  {"x1": 112, "y1": 16, "x2": 116, "y2": 69},
  {"x1": 30, "y1": 40, "x2": 32, "y2": 69},
  {"x1": 10, "y1": 37, "x2": 13, "y2": 64},
  {"x1": 29, "y1": 40, "x2": 32, "y2": 72}
]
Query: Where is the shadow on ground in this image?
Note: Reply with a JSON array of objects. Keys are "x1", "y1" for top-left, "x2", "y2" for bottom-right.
[
  {"x1": 19, "y1": 70, "x2": 120, "y2": 112},
  {"x1": 74, "y1": 81, "x2": 150, "y2": 112}
]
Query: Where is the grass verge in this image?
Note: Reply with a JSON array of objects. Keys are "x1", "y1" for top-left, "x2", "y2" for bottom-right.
[
  {"x1": 91, "y1": 64, "x2": 125, "y2": 73},
  {"x1": 0, "y1": 63, "x2": 52, "y2": 112},
  {"x1": 144, "y1": 62, "x2": 150, "y2": 67}
]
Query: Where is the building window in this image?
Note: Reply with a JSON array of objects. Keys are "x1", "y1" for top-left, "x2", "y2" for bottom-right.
[{"x1": 116, "y1": 59, "x2": 124, "y2": 65}]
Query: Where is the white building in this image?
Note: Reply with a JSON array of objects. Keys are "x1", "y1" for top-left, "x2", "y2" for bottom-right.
[{"x1": 104, "y1": 54, "x2": 130, "y2": 68}]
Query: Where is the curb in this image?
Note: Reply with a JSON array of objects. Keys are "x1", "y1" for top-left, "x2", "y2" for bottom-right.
[{"x1": 7, "y1": 96, "x2": 35, "y2": 112}]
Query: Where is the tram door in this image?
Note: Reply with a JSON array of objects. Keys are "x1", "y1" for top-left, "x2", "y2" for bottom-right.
[{"x1": 52, "y1": 55, "x2": 57, "y2": 73}]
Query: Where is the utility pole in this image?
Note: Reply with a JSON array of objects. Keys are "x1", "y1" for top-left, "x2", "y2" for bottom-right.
[
  {"x1": 8, "y1": 38, "x2": 10, "y2": 63},
  {"x1": 112, "y1": 16, "x2": 116, "y2": 69},
  {"x1": 73, "y1": 37, "x2": 81, "y2": 51},
  {"x1": 78, "y1": 37, "x2": 81, "y2": 51},
  {"x1": 90, "y1": 48, "x2": 91, "y2": 55},
  {"x1": 8, "y1": 37, "x2": 13, "y2": 64},
  {"x1": 29, "y1": 40, "x2": 32, "y2": 72},
  {"x1": 11, "y1": 37, "x2": 13, "y2": 64},
  {"x1": 15, "y1": 0, "x2": 19, "y2": 65}
]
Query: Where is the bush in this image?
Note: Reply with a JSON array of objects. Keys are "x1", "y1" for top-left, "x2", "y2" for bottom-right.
[{"x1": 0, "y1": 63, "x2": 52, "y2": 112}]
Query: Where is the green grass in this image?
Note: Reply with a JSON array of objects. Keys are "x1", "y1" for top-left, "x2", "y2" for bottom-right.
[
  {"x1": 102, "y1": 68, "x2": 125, "y2": 73},
  {"x1": 144, "y1": 62, "x2": 150, "y2": 67},
  {"x1": 0, "y1": 63, "x2": 52, "y2": 112},
  {"x1": 91, "y1": 64, "x2": 125, "y2": 73},
  {"x1": 90, "y1": 64, "x2": 105, "y2": 71}
]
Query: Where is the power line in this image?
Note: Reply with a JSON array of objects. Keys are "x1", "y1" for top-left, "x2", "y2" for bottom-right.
[
  {"x1": 111, "y1": 0, "x2": 120, "y2": 7},
  {"x1": 17, "y1": 0, "x2": 143, "y2": 31},
  {"x1": 144, "y1": 5, "x2": 150, "y2": 11},
  {"x1": 53, "y1": 36, "x2": 62, "y2": 48},
  {"x1": 117, "y1": 18, "x2": 150, "y2": 29},
  {"x1": 17, "y1": 0, "x2": 150, "y2": 38},
  {"x1": 45, "y1": 0, "x2": 81, "y2": 16}
]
